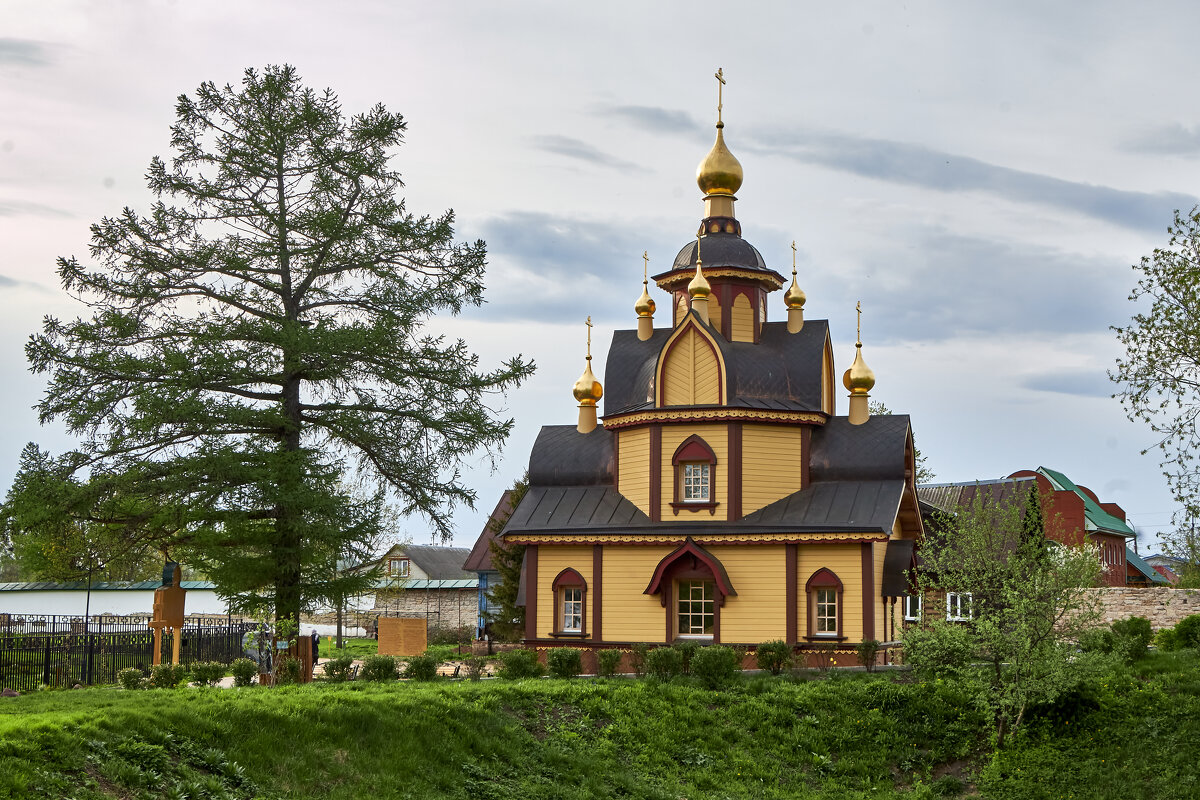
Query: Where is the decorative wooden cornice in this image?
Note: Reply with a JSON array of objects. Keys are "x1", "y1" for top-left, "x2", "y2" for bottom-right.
[
  {"x1": 655, "y1": 267, "x2": 784, "y2": 291},
  {"x1": 504, "y1": 531, "x2": 890, "y2": 546},
  {"x1": 603, "y1": 407, "x2": 826, "y2": 429}
]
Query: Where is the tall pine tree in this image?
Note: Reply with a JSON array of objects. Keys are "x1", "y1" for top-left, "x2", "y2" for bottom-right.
[{"x1": 10, "y1": 65, "x2": 533, "y2": 625}]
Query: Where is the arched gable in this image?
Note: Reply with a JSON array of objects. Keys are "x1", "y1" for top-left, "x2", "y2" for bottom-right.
[
  {"x1": 552, "y1": 567, "x2": 587, "y2": 590},
  {"x1": 821, "y1": 331, "x2": 835, "y2": 416},
  {"x1": 730, "y1": 294, "x2": 754, "y2": 342},
  {"x1": 656, "y1": 317, "x2": 726, "y2": 407},
  {"x1": 644, "y1": 537, "x2": 737, "y2": 606}
]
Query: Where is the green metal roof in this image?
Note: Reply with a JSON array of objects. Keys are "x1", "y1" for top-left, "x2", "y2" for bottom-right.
[
  {"x1": 1038, "y1": 467, "x2": 1136, "y2": 538},
  {"x1": 372, "y1": 578, "x2": 478, "y2": 590},
  {"x1": 0, "y1": 580, "x2": 216, "y2": 592},
  {"x1": 1126, "y1": 547, "x2": 1170, "y2": 584}
]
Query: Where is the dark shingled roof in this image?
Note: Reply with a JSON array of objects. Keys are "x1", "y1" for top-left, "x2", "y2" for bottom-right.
[
  {"x1": 660, "y1": 232, "x2": 780, "y2": 278},
  {"x1": 504, "y1": 485, "x2": 651, "y2": 532},
  {"x1": 881, "y1": 539, "x2": 916, "y2": 597},
  {"x1": 739, "y1": 480, "x2": 904, "y2": 532},
  {"x1": 603, "y1": 319, "x2": 830, "y2": 416},
  {"x1": 528, "y1": 426, "x2": 614, "y2": 486},
  {"x1": 809, "y1": 415, "x2": 912, "y2": 482},
  {"x1": 403, "y1": 545, "x2": 474, "y2": 580},
  {"x1": 462, "y1": 490, "x2": 516, "y2": 573}
]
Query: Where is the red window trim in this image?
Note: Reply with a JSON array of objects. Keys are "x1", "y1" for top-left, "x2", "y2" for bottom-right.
[
  {"x1": 670, "y1": 435, "x2": 719, "y2": 514},
  {"x1": 804, "y1": 568, "x2": 845, "y2": 642},
  {"x1": 551, "y1": 567, "x2": 587, "y2": 638}
]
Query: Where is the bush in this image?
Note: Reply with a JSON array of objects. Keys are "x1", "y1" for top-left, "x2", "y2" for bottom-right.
[
  {"x1": 403, "y1": 654, "x2": 439, "y2": 681},
  {"x1": 230, "y1": 658, "x2": 258, "y2": 687},
  {"x1": 1078, "y1": 627, "x2": 1116, "y2": 654},
  {"x1": 360, "y1": 654, "x2": 399, "y2": 682},
  {"x1": 691, "y1": 645, "x2": 739, "y2": 689},
  {"x1": 628, "y1": 643, "x2": 650, "y2": 677},
  {"x1": 427, "y1": 625, "x2": 474, "y2": 646},
  {"x1": 547, "y1": 647, "x2": 583, "y2": 679},
  {"x1": 755, "y1": 640, "x2": 792, "y2": 675},
  {"x1": 1175, "y1": 613, "x2": 1200, "y2": 649},
  {"x1": 275, "y1": 656, "x2": 303, "y2": 685},
  {"x1": 498, "y1": 648, "x2": 544, "y2": 680},
  {"x1": 672, "y1": 639, "x2": 700, "y2": 675},
  {"x1": 464, "y1": 656, "x2": 488, "y2": 681},
  {"x1": 190, "y1": 662, "x2": 226, "y2": 686},
  {"x1": 902, "y1": 621, "x2": 976, "y2": 680},
  {"x1": 645, "y1": 646, "x2": 683, "y2": 681},
  {"x1": 596, "y1": 649, "x2": 623, "y2": 677},
  {"x1": 149, "y1": 663, "x2": 187, "y2": 689},
  {"x1": 856, "y1": 639, "x2": 881, "y2": 672},
  {"x1": 118, "y1": 668, "x2": 145, "y2": 691},
  {"x1": 322, "y1": 654, "x2": 355, "y2": 682},
  {"x1": 1110, "y1": 616, "x2": 1154, "y2": 663},
  {"x1": 805, "y1": 642, "x2": 838, "y2": 672}
]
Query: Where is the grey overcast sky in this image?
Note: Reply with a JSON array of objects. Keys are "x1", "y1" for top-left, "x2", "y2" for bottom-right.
[{"x1": 2, "y1": 1, "x2": 1197, "y2": 553}]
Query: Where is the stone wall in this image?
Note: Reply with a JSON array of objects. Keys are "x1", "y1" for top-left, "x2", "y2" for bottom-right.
[
  {"x1": 373, "y1": 588, "x2": 475, "y2": 633},
  {"x1": 1085, "y1": 587, "x2": 1200, "y2": 629}
]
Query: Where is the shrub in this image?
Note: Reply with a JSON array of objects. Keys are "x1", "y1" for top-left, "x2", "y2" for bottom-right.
[
  {"x1": 645, "y1": 646, "x2": 683, "y2": 681},
  {"x1": 1078, "y1": 627, "x2": 1116, "y2": 654},
  {"x1": 755, "y1": 640, "x2": 792, "y2": 675},
  {"x1": 149, "y1": 663, "x2": 187, "y2": 689},
  {"x1": 1175, "y1": 613, "x2": 1200, "y2": 649},
  {"x1": 1110, "y1": 616, "x2": 1154, "y2": 663},
  {"x1": 547, "y1": 647, "x2": 583, "y2": 679},
  {"x1": 190, "y1": 662, "x2": 226, "y2": 686},
  {"x1": 856, "y1": 639, "x2": 881, "y2": 672},
  {"x1": 276, "y1": 656, "x2": 303, "y2": 685},
  {"x1": 628, "y1": 643, "x2": 650, "y2": 677},
  {"x1": 118, "y1": 668, "x2": 145, "y2": 691},
  {"x1": 427, "y1": 625, "x2": 474, "y2": 646},
  {"x1": 322, "y1": 654, "x2": 355, "y2": 683},
  {"x1": 498, "y1": 648, "x2": 544, "y2": 680},
  {"x1": 360, "y1": 654, "x2": 399, "y2": 682},
  {"x1": 464, "y1": 656, "x2": 488, "y2": 681},
  {"x1": 673, "y1": 639, "x2": 700, "y2": 674},
  {"x1": 596, "y1": 649, "x2": 623, "y2": 677},
  {"x1": 902, "y1": 621, "x2": 976, "y2": 680},
  {"x1": 230, "y1": 658, "x2": 258, "y2": 687},
  {"x1": 691, "y1": 645, "x2": 739, "y2": 689},
  {"x1": 404, "y1": 654, "x2": 439, "y2": 681}
]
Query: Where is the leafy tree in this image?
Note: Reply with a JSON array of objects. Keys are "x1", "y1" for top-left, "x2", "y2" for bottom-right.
[
  {"x1": 868, "y1": 400, "x2": 934, "y2": 483},
  {"x1": 8, "y1": 65, "x2": 532, "y2": 626},
  {"x1": 485, "y1": 473, "x2": 529, "y2": 642},
  {"x1": 911, "y1": 486, "x2": 1103, "y2": 748},
  {"x1": 1112, "y1": 206, "x2": 1200, "y2": 523},
  {"x1": 1159, "y1": 522, "x2": 1200, "y2": 587}
]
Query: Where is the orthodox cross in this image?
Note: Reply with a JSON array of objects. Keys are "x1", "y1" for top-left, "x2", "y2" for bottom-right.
[
  {"x1": 642, "y1": 250, "x2": 649, "y2": 283},
  {"x1": 791, "y1": 240, "x2": 797, "y2": 277},
  {"x1": 585, "y1": 316, "x2": 593, "y2": 360},
  {"x1": 714, "y1": 67, "x2": 726, "y2": 125},
  {"x1": 856, "y1": 301, "x2": 863, "y2": 345}
]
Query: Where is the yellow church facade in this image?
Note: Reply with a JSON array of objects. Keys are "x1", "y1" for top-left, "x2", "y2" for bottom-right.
[{"x1": 502, "y1": 74, "x2": 923, "y2": 665}]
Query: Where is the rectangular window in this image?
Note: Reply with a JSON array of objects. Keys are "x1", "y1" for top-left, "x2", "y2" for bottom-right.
[
  {"x1": 561, "y1": 588, "x2": 582, "y2": 632},
  {"x1": 388, "y1": 558, "x2": 410, "y2": 577},
  {"x1": 815, "y1": 587, "x2": 838, "y2": 635},
  {"x1": 903, "y1": 594, "x2": 922, "y2": 621},
  {"x1": 677, "y1": 580, "x2": 714, "y2": 637},
  {"x1": 946, "y1": 592, "x2": 973, "y2": 622},
  {"x1": 682, "y1": 463, "x2": 710, "y2": 502}
]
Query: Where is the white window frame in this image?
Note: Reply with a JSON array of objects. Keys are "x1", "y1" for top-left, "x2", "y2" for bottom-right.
[
  {"x1": 815, "y1": 587, "x2": 838, "y2": 636},
  {"x1": 388, "y1": 557, "x2": 410, "y2": 577},
  {"x1": 682, "y1": 462, "x2": 710, "y2": 503},
  {"x1": 561, "y1": 587, "x2": 583, "y2": 633},
  {"x1": 903, "y1": 594, "x2": 922, "y2": 622},
  {"x1": 676, "y1": 579, "x2": 715, "y2": 638},
  {"x1": 946, "y1": 592, "x2": 973, "y2": 622}
]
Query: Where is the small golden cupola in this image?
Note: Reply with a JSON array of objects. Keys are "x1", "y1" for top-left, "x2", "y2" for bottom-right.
[
  {"x1": 843, "y1": 301, "x2": 875, "y2": 425},
  {"x1": 573, "y1": 316, "x2": 604, "y2": 433},
  {"x1": 635, "y1": 250, "x2": 656, "y2": 341},
  {"x1": 785, "y1": 240, "x2": 807, "y2": 334},
  {"x1": 696, "y1": 67, "x2": 743, "y2": 224},
  {"x1": 688, "y1": 234, "x2": 711, "y2": 324}
]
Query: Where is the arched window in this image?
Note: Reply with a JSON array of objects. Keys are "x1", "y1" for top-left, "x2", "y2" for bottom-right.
[
  {"x1": 551, "y1": 568, "x2": 587, "y2": 637},
  {"x1": 805, "y1": 568, "x2": 844, "y2": 640},
  {"x1": 671, "y1": 435, "x2": 718, "y2": 514},
  {"x1": 645, "y1": 537, "x2": 737, "y2": 642}
]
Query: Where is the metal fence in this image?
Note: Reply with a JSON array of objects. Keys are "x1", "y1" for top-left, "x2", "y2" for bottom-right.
[{"x1": 0, "y1": 614, "x2": 255, "y2": 692}]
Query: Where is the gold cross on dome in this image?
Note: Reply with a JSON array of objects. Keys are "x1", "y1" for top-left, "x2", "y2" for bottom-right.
[
  {"x1": 791, "y1": 240, "x2": 797, "y2": 276},
  {"x1": 696, "y1": 233, "x2": 702, "y2": 265},
  {"x1": 642, "y1": 250, "x2": 649, "y2": 282},
  {"x1": 856, "y1": 301, "x2": 862, "y2": 345},
  {"x1": 714, "y1": 67, "x2": 726, "y2": 124},
  {"x1": 585, "y1": 316, "x2": 593, "y2": 359}
]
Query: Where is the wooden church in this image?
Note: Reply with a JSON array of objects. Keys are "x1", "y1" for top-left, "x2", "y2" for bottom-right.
[{"x1": 501, "y1": 74, "x2": 924, "y2": 664}]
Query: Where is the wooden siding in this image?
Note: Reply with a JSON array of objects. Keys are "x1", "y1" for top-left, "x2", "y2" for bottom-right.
[
  {"x1": 600, "y1": 546, "x2": 673, "y2": 642},
  {"x1": 661, "y1": 327, "x2": 720, "y2": 406},
  {"x1": 873, "y1": 540, "x2": 888, "y2": 640},
  {"x1": 661, "y1": 423, "x2": 729, "y2": 521},
  {"x1": 617, "y1": 427, "x2": 651, "y2": 516},
  {"x1": 674, "y1": 293, "x2": 688, "y2": 326},
  {"x1": 730, "y1": 294, "x2": 754, "y2": 342},
  {"x1": 710, "y1": 294, "x2": 723, "y2": 336},
  {"x1": 822, "y1": 337, "x2": 835, "y2": 415},
  {"x1": 797, "y1": 543, "x2": 864, "y2": 643},
  {"x1": 740, "y1": 425, "x2": 805, "y2": 515},
  {"x1": 708, "y1": 544, "x2": 788, "y2": 643},
  {"x1": 535, "y1": 546, "x2": 594, "y2": 638}
]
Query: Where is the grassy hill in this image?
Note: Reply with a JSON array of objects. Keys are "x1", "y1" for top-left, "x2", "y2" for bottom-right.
[{"x1": 0, "y1": 651, "x2": 1196, "y2": 799}]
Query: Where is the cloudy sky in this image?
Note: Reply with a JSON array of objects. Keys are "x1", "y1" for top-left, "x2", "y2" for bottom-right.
[{"x1": 3, "y1": 1, "x2": 1198, "y2": 553}]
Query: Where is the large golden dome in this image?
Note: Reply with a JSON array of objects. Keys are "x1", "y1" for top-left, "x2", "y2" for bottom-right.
[
  {"x1": 696, "y1": 123, "x2": 743, "y2": 196},
  {"x1": 842, "y1": 343, "x2": 875, "y2": 395},
  {"x1": 635, "y1": 282, "x2": 656, "y2": 317},
  {"x1": 573, "y1": 358, "x2": 603, "y2": 406}
]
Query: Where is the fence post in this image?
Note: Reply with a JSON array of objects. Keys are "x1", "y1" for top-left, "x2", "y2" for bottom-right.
[
  {"x1": 85, "y1": 634, "x2": 95, "y2": 684},
  {"x1": 42, "y1": 637, "x2": 51, "y2": 686}
]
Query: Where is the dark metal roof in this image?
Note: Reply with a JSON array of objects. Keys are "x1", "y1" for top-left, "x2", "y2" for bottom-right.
[
  {"x1": 809, "y1": 415, "x2": 912, "y2": 482},
  {"x1": 503, "y1": 485, "x2": 651, "y2": 533},
  {"x1": 602, "y1": 320, "x2": 830, "y2": 416},
  {"x1": 463, "y1": 489, "x2": 517, "y2": 573},
  {"x1": 656, "y1": 232, "x2": 782, "y2": 279},
  {"x1": 739, "y1": 479, "x2": 904, "y2": 532},
  {"x1": 527, "y1": 426, "x2": 614, "y2": 486},
  {"x1": 402, "y1": 545, "x2": 474, "y2": 580},
  {"x1": 917, "y1": 477, "x2": 1037, "y2": 516},
  {"x1": 881, "y1": 539, "x2": 916, "y2": 597}
]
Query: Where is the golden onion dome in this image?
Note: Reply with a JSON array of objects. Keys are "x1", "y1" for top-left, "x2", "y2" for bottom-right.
[
  {"x1": 696, "y1": 123, "x2": 744, "y2": 196},
  {"x1": 635, "y1": 282, "x2": 656, "y2": 317},
  {"x1": 842, "y1": 343, "x2": 875, "y2": 395},
  {"x1": 573, "y1": 358, "x2": 603, "y2": 406},
  {"x1": 688, "y1": 259, "x2": 711, "y2": 299},
  {"x1": 784, "y1": 274, "x2": 806, "y2": 310}
]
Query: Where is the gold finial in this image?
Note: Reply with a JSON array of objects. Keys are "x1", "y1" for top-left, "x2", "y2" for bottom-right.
[
  {"x1": 573, "y1": 316, "x2": 603, "y2": 406},
  {"x1": 696, "y1": 67, "x2": 743, "y2": 196},
  {"x1": 635, "y1": 252, "x2": 656, "y2": 318},
  {"x1": 843, "y1": 300, "x2": 875, "y2": 395},
  {"x1": 586, "y1": 315, "x2": 593, "y2": 359},
  {"x1": 688, "y1": 235, "x2": 711, "y2": 299},
  {"x1": 855, "y1": 300, "x2": 862, "y2": 345},
  {"x1": 785, "y1": 239, "x2": 806, "y2": 310}
]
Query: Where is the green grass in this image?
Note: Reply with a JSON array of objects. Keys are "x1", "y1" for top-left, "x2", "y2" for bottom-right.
[
  {"x1": 323, "y1": 636, "x2": 377, "y2": 659},
  {"x1": 0, "y1": 651, "x2": 1196, "y2": 799}
]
